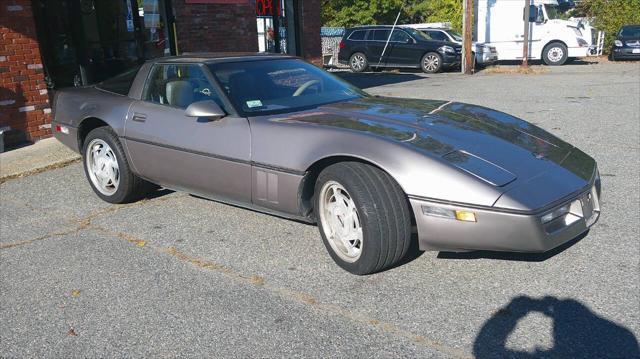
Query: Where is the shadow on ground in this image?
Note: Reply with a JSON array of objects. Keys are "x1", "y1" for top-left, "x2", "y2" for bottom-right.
[
  {"x1": 333, "y1": 71, "x2": 427, "y2": 89},
  {"x1": 437, "y1": 230, "x2": 588, "y2": 262},
  {"x1": 474, "y1": 296, "x2": 640, "y2": 358}
]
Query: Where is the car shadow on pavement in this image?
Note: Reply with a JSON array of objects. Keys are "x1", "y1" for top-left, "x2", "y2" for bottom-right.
[
  {"x1": 436, "y1": 231, "x2": 588, "y2": 262},
  {"x1": 473, "y1": 296, "x2": 640, "y2": 358},
  {"x1": 147, "y1": 187, "x2": 174, "y2": 200},
  {"x1": 334, "y1": 71, "x2": 426, "y2": 89}
]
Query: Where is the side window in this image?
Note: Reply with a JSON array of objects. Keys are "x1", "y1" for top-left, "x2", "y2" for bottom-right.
[
  {"x1": 390, "y1": 30, "x2": 411, "y2": 43},
  {"x1": 427, "y1": 30, "x2": 447, "y2": 41},
  {"x1": 349, "y1": 30, "x2": 366, "y2": 40},
  {"x1": 372, "y1": 30, "x2": 391, "y2": 41},
  {"x1": 143, "y1": 64, "x2": 226, "y2": 110}
]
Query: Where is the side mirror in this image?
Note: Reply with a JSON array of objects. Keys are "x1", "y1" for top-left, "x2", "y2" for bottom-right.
[
  {"x1": 406, "y1": 37, "x2": 414, "y2": 44},
  {"x1": 525, "y1": 4, "x2": 538, "y2": 22},
  {"x1": 185, "y1": 100, "x2": 226, "y2": 120}
]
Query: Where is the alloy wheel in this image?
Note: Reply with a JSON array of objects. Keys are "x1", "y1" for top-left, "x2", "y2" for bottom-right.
[
  {"x1": 318, "y1": 181, "x2": 363, "y2": 262},
  {"x1": 86, "y1": 139, "x2": 120, "y2": 196},
  {"x1": 423, "y1": 55, "x2": 440, "y2": 72}
]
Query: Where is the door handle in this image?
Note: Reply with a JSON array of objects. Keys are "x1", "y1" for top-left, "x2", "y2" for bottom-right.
[{"x1": 132, "y1": 112, "x2": 147, "y2": 122}]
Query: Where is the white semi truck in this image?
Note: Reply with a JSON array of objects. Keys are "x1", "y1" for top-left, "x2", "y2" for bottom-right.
[{"x1": 474, "y1": 0, "x2": 596, "y2": 65}]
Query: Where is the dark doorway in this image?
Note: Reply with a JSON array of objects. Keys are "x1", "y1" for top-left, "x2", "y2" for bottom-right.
[{"x1": 256, "y1": 0, "x2": 300, "y2": 56}]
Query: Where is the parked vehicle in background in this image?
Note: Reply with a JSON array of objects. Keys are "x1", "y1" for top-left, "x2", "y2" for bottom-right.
[
  {"x1": 610, "y1": 25, "x2": 640, "y2": 61},
  {"x1": 405, "y1": 24, "x2": 498, "y2": 66},
  {"x1": 474, "y1": 0, "x2": 595, "y2": 65},
  {"x1": 338, "y1": 25, "x2": 462, "y2": 73}
]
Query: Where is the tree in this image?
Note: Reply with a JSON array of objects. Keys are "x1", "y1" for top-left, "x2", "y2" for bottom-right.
[
  {"x1": 321, "y1": 0, "x2": 463, "y2": 32},
  {"x1": 576, "y1": 0, "x2": 640, "y2": 52}
]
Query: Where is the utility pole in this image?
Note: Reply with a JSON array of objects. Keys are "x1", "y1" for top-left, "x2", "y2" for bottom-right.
[
  {"x1": 462, "y1": 0, "x2": 474, "y2": 74},
  {"x1": 522, "y1": 0, "x2": 530, "y2": 67}
]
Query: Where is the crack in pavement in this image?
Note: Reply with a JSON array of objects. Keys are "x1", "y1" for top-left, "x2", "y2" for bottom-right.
[
  {"x1": 2, "y1": 191, "x2": 470, "y2": 357},
  {"x1": 0, "y1": 194, "x2": 182, "y2": 250}
]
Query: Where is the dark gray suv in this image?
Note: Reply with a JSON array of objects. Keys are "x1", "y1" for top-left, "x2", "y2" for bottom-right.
[{"x1": 337, "y1": 25, "x2": 462, "y2": 73}]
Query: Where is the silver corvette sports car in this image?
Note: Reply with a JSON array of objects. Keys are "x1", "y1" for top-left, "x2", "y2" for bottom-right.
[{"x1": 52, "y1": 53, "x2": 601, "y2": 275}]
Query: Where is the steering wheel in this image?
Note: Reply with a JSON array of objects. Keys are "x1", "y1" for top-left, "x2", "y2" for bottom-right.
[{"x1": 292, "y1": 80, "x2": 321, "y2": 97}]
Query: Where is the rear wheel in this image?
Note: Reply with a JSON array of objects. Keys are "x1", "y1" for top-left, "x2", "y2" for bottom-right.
[
  {"x1": 542, "y1": 42, "x2": 568, "y2": 66},
  {"x1": 349, "y1": 52, "x2": 368, "y2": 73},
  {"x1": 421, "y1": 52, "x2": 442, "y2": 73},
  {"x1": 314, "y1": 162, "x2": 412, "y2": 275},
  {"x1": 82, "y1": 127, "x2": 152, "y2": 204}
]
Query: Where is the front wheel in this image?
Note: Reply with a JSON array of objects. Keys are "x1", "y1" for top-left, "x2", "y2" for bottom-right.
[
  {"x1": 421, "y1": 52, "x2": 443, "y2": 73},
  {"x1": 314, "y1": 162, "x2": 412, "y2": 275},
  {"x1": 542, "y1": 42, "x2": 568, "y2": 66},
  {"x1": 82, "y1": 127, "x2": 152, "y2": 204}
]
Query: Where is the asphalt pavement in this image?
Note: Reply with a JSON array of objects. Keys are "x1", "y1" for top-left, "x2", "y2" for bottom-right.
[{"x1": 1, "y1": 60, "x2": 639, "y2": 358}]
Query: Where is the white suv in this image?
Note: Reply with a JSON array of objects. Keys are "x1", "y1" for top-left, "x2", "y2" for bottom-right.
[{"x1": 408, "y1": 26, "x2": 498, "y2": 66}]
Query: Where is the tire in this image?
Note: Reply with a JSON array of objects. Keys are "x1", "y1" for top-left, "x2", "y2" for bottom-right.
[
  {"x1": 314, "y1": 162, "x2": 412, "y2": 275},
  {"x1": 82, "y1": 126, "x2": 152, "y2": 204},
  {"x1": 542, "y1": 42, "x2": 568, "y2": 66},
  {"x1": 349, "y1": 52, "x2": 368, "y2": 73},
  {"x1": 421, "y1": 52, "x2": 443, "y2": 73}
]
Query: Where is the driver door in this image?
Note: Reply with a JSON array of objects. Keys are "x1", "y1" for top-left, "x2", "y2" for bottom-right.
[{"x1": 125, "y1": 63, "x2": 252, "y2": 203}]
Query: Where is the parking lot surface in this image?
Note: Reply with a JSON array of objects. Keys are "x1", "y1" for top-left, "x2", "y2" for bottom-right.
[{"x1": 1, "y1": 61, "x2": 639, "y2": 357}]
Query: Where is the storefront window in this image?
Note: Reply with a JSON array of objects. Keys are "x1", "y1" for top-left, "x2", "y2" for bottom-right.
[
  {"x1": 33, "y1": 0, "x2": 173, "y2": 89},
  {"x1": 140, "y1": 0, "x2": 172, "y2": 58}
]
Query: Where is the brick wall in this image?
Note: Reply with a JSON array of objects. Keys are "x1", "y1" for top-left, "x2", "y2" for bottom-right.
[
  {"x1": 172, "y1": 1, "x2": 259, "y2": 53},
  {"x1": 0, "y1": 1, "x2": 51, "y2": 146},
  {"x1": 172, "y1": 0, "x2": 321, "y2": 64}
]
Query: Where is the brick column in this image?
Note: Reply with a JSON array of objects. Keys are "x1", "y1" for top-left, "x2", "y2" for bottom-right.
[
  {"x1": 0, "y1": 1, "x2": 51, "y2": 147},
  {"x1": 300, "y1": 0, "x2": 321, "y2": 65}
]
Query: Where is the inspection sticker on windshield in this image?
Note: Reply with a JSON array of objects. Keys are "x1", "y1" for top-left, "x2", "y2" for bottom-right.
[{"x1": 246, "y1": 100, "x2": 263, "y2": 108}]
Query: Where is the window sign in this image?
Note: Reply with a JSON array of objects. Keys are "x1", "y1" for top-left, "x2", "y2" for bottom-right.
[
  {"x1": 125, "y1": 0, "x2": 135, "y2": 32},
  {"x1": 256, "y1": 0, "x2": 283, "y2": 17}
]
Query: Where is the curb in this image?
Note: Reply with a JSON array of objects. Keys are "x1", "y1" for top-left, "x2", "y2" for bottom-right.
[{"x1": 0, "y1": 157, "x2": 81, "y2": 184}]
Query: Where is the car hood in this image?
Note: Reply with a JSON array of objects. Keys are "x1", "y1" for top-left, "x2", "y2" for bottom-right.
[{"x1": 278, "y1": 96, "x2": 595, "y2": 209}]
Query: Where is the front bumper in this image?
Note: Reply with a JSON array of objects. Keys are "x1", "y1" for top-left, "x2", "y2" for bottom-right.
[
  {"x1": 567, "y1": 47, "x2": 591, "y2": 58},
  {"x1": 441, "y1": 52, "x2": 461, "y2": 67},
  {"x1": 612, "y1": 47, "x2": 640, "y2": 60},
  {"x1": 409, "y1": 184, "x2": 601, "y2": 253},
  {"x1": 475, "y1": 51, "x2": 498, "y2": 65}
]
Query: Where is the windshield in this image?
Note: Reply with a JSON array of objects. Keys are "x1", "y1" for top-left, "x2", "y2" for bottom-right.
[
  {"x1": 208, "y1": 59, "x2": 366, "y2": 116},
  {"x1": 620, "y1": 26, "x2": 640, "y2": 38},
  {"x1": 445, "y1": 30, "x2": 463, "y2": 42}
]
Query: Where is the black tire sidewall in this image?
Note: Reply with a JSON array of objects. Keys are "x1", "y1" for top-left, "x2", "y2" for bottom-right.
[
  {"x1": 314, "y1": 167, "x2": 382, "y2": 275},
  {"x1": 82, "y1": 127, "x2": 136, "y2": 204},
  {"x1": 349, "y1": 52, "x2": 368, "y2": 73},
  {"x1": 543, "y1": 42, "x2": 568, "y2": 66},
  {"x1": 421, "y1": 52, "x2": 442, "y2": 73}
]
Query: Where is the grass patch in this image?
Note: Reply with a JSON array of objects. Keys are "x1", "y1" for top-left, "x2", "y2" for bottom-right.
[{"x1": 482, "y1": 65, "x2": 549, "y2": 75}]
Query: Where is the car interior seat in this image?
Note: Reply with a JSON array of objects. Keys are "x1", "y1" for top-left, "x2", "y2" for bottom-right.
[{"x1": 165, "y1": 80, "x2": 194, "y2": 108}]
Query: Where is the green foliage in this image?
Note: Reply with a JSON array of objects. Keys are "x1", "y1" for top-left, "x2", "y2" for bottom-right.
[
  {"x1": 576, "y1": 0, "x2": 640, "y2": 52},
  {"x1": 321, "y1": 0, "x2": 463, "y2": 32}
]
